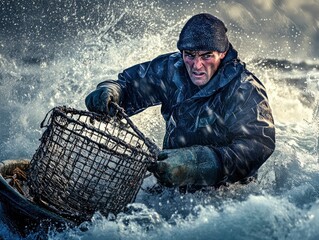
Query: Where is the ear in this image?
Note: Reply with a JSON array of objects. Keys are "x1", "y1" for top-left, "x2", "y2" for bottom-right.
[{"x1": 219, "y1": 51, "x2": 227, "y2": 59}]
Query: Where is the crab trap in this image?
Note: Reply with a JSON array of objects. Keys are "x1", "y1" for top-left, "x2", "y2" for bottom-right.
[{"x1": 27, "y1": 105, "x2": 159, "y2": 221}]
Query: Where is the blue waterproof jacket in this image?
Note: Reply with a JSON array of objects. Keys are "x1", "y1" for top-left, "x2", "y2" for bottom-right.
[{"x1": 98, "y1": 45, "x2": 275, "y2": 185}]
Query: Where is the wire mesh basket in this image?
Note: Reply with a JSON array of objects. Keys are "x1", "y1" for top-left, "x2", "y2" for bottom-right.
[{"x1": 27, "y1": 105, "x2": 159, "y2": 221}]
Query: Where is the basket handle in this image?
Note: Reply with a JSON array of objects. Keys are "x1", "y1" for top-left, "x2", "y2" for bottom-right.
[
  {"x1": 40, "y1": 108, "x2": 54, "y2": 128},
  {"x1": 110, "y1": 102, "x2": 161, "y2": 159}
]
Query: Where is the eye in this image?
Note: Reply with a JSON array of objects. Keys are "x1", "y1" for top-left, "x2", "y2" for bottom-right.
[
  {"x1": 184, "y1": 52, "x2": 195, "y2": 59},
  {"x1": 202, "y1": 54, "x2": 213, "y2": 60}
]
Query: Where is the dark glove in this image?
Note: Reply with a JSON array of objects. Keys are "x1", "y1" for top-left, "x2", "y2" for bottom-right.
[
  {"x1": 148, "y1": 146, "x2": 221, "y2": 187},
  {"x1": 85, "y1": 80, "x2": 122, "y2": 116}
]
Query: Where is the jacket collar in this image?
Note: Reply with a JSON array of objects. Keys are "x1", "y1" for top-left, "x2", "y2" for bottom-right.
[{"x1": 172, "y1": 44, "x2": 243, "y2": 102}]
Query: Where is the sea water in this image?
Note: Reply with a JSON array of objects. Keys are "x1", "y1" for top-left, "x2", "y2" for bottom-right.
[{"x1": 0, "y1": 0, "x2": 318, "y2": 239}]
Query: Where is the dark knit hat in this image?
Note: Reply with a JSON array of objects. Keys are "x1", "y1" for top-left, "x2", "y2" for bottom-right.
[{"x1": 177, "y1": 13, "x2": 229, "y2": 52}]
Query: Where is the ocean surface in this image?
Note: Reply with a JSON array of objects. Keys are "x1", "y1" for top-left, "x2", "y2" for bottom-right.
[{"x1": 0, "y1": 0, "x2": 318, "y2": 239}]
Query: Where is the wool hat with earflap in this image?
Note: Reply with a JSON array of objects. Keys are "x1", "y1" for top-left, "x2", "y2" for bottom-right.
[{"x1": 177, "y1": 13, "x2": 229, "y2": 52}]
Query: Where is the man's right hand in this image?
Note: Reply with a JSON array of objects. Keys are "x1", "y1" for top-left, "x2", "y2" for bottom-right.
[{"x1": 85, "y1": 81, "x2": 122, "y2": 116}]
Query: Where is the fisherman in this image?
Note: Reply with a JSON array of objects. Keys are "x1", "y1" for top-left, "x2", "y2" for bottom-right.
[{"x1": 85, "y1": 13, "x2": 276, "y2": 190}]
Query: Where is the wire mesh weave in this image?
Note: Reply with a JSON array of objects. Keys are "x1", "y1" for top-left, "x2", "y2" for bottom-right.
[{"x1": 27, "y1": 106, "x2": 158, "y2": 221}]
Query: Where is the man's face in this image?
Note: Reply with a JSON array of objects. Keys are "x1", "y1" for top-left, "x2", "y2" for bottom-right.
[{"x1": 183, "y1": 50, "x2": 226, "y2": 86}]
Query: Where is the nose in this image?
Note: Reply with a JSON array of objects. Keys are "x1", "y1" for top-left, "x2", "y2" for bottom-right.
[{"x1": 193, "y1": 57, "x2": 203, "y2": 69}]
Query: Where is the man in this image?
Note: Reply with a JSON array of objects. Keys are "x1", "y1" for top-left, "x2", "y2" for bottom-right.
[{"x1": 85, "y1": 13, "x2": 275, "y2": 190}]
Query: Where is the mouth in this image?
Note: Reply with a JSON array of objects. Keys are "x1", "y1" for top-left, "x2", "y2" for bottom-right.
[{"x1": 192, "y1": 71, "x2": 206, "y2": 78}]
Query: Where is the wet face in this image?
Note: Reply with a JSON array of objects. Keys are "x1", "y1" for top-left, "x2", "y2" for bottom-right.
[{"x1": 183, "y1": 50, "x2": 226, "y2": 86}]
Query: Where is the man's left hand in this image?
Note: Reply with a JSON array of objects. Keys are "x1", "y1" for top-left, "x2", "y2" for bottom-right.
[{"x1": 148, "y1": 146, "x2": 221, "y2": 187}]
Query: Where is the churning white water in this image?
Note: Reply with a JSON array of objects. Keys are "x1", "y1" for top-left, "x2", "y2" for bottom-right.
[{"x1": 0, "y1": 0, "x2": 318, "y2": 239}]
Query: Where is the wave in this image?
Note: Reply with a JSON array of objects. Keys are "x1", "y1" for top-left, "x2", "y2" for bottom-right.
[{"x1": 251, "y1": 58, "x2": 319, "y2": 72}]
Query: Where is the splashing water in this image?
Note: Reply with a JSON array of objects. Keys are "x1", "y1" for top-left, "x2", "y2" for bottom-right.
[{"x1": 0, "y1": 0, "x2": 319, "y2": 239}]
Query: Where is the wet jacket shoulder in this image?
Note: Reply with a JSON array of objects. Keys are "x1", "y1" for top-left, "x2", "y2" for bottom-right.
[
  {"x1": 116, "y1": 52, "x2": 181, "y2": 116},
  {"x1": 214, "y1": 58, "x2": 276, "y2": 183}
]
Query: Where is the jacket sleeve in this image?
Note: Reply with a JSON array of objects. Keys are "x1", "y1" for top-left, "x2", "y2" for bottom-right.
[
  {"x1": 214, "y1": 73, "x2": 275, "y2": 184},
  {"x1": 115, "y1": 53, "x2": 175, "y2": 116}
]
